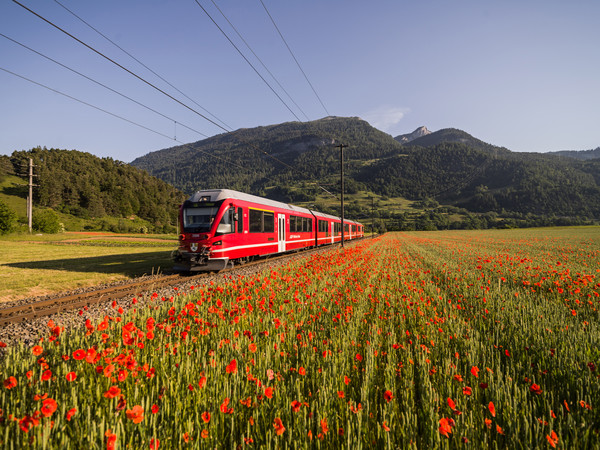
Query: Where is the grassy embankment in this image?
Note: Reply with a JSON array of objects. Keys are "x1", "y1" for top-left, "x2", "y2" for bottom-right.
[{"x1": 0, "y1": 232, "x2": 178, "y2": 303}]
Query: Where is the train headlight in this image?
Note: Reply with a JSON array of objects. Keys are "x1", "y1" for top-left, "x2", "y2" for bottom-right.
[{"x1": 190, "y1": 243, "x2": 199, "y2": 252}]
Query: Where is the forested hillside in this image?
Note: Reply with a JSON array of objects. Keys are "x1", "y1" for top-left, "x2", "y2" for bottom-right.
[
  {"x1": 131, "y1": 117, "x2": 400, "y2": 195},
  {"x1": 132, "y1": 117, "x2": 600, "y2": 225},
  {"x1": 7, "y1": 147, "x2": 185, "y2": 231}
]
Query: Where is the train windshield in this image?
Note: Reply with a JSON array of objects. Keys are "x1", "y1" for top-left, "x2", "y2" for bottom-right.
[{"x1": 182, "y1": 206, "x2": 219, "y2": 232}]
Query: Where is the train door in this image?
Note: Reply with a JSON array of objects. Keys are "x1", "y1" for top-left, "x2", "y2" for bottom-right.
[
  {"x1": 278, "y1": 214, "x2": 286, "y2": 252},
  {"x1": 330, "y1": 221, "x2": 334, "y2": 244}
]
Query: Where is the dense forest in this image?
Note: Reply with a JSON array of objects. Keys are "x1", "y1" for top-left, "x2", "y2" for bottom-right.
[
  {"x1": 4, "y1": 147, "x2": 185, "y2": 232},
  {"x1": 132, "y1": 117, "x2": 600, "y2": 226}
]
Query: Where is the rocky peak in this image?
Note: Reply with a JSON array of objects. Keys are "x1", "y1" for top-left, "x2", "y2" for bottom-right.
[{"x1": 394, "y1": 126, "x2": 431, "y2": 144}]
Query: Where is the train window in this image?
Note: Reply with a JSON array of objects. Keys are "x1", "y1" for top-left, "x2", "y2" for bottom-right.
[
  {"x1": 249, "y1": 209, "x2": 275, "y2": 233},
  {"x1": 334, "y1": 222, "x2": 340, "y2": 235},
  {"x1": 249, "y1": 209, "x2": 262, "y2": 232},
  {"x1": 183, "y1": 206, "x2": 219, "y2": 232},
  {"x1": 290, "y1": 216, "x2": 297, "y2": 232},
  {"x1": 264, "y1": 211, "x2": 274, "y2": 233},
  {"x1": 319, "y1": 220, "x2": 329, "y2": 236},
  {"x1": 237, "y1": 207, "x2": 243, "y2": 233},
  {"x1": 216, "y1": 208, "x2": 235, "y2": 235}
]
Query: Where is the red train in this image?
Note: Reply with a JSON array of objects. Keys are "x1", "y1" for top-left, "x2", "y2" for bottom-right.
[{"x1": 173, "y1": 189, "x2": 364, "y2": 272}]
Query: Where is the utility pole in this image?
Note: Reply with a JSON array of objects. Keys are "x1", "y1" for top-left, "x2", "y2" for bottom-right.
[
  {"x1": 27, "y1": 158, "x2": 34, "y2": 233},
  {"x1": 336, "y1": 143, "x2": 347, "y2": 247},
  {"x1": 24, "y1": 158, "x2": 39, "y2": 234},
  {"x1": 371, "y1": 196, "x2": 374, "y2": 238}
]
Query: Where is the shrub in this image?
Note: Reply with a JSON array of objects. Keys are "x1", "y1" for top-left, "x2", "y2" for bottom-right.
[
  {"x1": 0, "y1": 200, "x2": 17, "y2": 234},
  {"x1": 32, "y1": 209, "x2": 62, "y2": 233}
]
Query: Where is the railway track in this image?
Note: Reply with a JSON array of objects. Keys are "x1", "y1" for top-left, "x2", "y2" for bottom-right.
[{"x1": 0, "y1": 245, "x2": 338, "y2": 328}]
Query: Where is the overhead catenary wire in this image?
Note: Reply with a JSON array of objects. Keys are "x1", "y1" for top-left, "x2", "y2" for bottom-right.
[
  {"x1": 0, "y1": 32, "x2": 209, "y2": 139},
  {"x1": 53, "y1": 0, "x2": 232, "y2": 132},
  {"x1": 8, "y1": 0, "x2": 337, "y2": 203},
  {"x1": 192, "y1": 0, "x2": 302, "y2": 122},
  {"x1": 208, "y1": 0, "x2": 310, "y2": 122},
  {"x1": 0, "y1": 66, "x2": 247, "y2": 170},
  {"x1": 259, "y1": 0, "x2": 330, "y2": 117},
  {"x1": 11, "y1": 0, "x2": 230, "y2": 133}
]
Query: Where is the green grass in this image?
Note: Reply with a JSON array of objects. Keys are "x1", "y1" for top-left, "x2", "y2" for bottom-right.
[
  {"x1": 0, "y1": 232, "x2": 178, "y2": 302},
  {"x1": 0, "y1": 174, "x2": 27, "y2": 218}
]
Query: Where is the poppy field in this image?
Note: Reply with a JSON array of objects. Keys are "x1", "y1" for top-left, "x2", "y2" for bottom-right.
[{"x1": 1, "y1": 228, "x2": 599, "y2": 449}]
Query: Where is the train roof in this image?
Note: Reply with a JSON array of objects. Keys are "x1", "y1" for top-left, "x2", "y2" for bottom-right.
[{"x1": 187, "y1": 189, "x2": 361, "y2": 225}]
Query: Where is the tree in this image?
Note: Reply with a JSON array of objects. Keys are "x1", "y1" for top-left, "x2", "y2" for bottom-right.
[
  {"x1": 0, "y1": 200, "x2": 17, "y2": 235},
  {"x1": 33, "y1": 209, "x2": 62, "y2": 233}
]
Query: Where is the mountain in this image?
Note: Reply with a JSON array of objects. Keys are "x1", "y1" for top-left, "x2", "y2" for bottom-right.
[
  {"x1": 547, "y1": 147, "x2": 600, "y2": 160},
  {"x1": 399, "y1": 127, "x2": 512, "y2": 156},
  {"x1": 7, "y1": 147, "x2": 185, "y2": 231},
  {"x1": 394, "y1": 126, "x2": 431, "y2": 144},
  {"x1": 131, "y1": 117, "x2": 600, "y2": 224},
  {"x1": 131, "y1": 116, "x2": 403, "y2": 196}
]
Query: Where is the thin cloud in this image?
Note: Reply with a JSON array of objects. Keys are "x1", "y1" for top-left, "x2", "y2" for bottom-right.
[{"x1": 362, "y1": 106, "x2": 410, "y2": 132}]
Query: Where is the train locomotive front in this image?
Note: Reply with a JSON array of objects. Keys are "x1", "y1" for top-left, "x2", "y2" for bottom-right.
[{"x1": 174, "y1": 190, "x2": 239, "y2": 272}]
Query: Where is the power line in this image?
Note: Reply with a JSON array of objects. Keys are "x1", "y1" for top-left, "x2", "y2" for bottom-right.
[
  {"x1": 11, "y1": 0, "x2": 230, "y2": 133},
  {"x1": 0, "y1": 32, "x2": 209, "y2": 139},
  {"x1": 0, "y1": 66, "x2": 247, "y2": 170},
  {"x1": 53, "y1": 0, "x2": 232, "y2": 132},
  {"x1": 208, "y1": 0, "x2": 310, "y2": 121},
  {"x1": 259, "y1": 0, "x2": 330, "y2": 117},
  {"x1": 192, "y1": 0, "x2": 302, "y2": 122}
]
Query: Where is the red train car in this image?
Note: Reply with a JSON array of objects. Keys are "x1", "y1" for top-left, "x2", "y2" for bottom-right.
[{"x1": 173, "y1": 189, "x2": 363, "y2": 272}]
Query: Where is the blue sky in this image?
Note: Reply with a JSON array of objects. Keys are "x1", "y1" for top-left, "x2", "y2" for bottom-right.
[{"x1": 1, "y1": 0, "x2": 599, "y2": 162}]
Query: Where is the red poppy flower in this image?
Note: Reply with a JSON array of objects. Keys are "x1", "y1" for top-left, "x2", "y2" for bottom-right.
[
  {"x1": 530, "y1": 383, "x2": 543, "y2": 395},
  {"x1": 41, "y1": 398, "x2": 57, "y2": 417},
  {"x1": 149, "y1": 438, "x2": 159, "y2": 450},
  {"x1": 488, "y1": 401, "x2": 496, "y2": 417},
  {"x1": 273, "y1": 417, "x2": 285, "y2": 436},
  {"x1": 201, "y1": 429, "x2": 209, "y2": 439},
  {"x1": 320, "y1": 418, "x2": 329, "y2": 434},
  {"x1": 546, "y1": 430, "x2": 559, "y2": 448},
  {"x1": 73, "y1": 349, "x2": 86, "y2": 360},
  {"x1": 3, "y1": 376, "x2": 17, "y2": 390},
  {"x1": 298, "y1": 367, "x2": 306, "y2": 376},
  {"x1": 18, "y1": 415, "x2": 39, "y2": 433},
  {"x1": 382, "y1": 421, "x2": 390, "y2": 432},
  {"x1": 66, "y1": 372, "x2": 77, "y2": 382},
  {"x1": 198, "y1": 376, "x2": 207, "y2": 388},
  {"x1": 439, "y1": 417, "x2": 454, "y2": 438},
  {"x1": 103, "y1": 386, "x2": 121, "y2": 399},
  {"x1": 384, "y1": 390, "x2": 394, "y2": 403},
  {"x1": 291, "y1": 400, "x2": 301, "y2": 412},
  {"x1": 32, "y1": 345, "x2": 43, "y2": 356},
  {"x1": 151, "y1": 404, "x2": 159, "y2": 414},
  {"x1": 447, "y1": 397, "x2": 456, "y2": 410},
  {"x1": 105, "y1": 430, "x2": 117, "y2": 450},
  {"x1": 344, "y1": 375, "x2": 350, "y2": 385},
  {"x1": 41, "y1": 370, "x2": 52, "y2": 381},
  {"x1": 264, "y1": 386, "x2": 274, "y2": 399},
  {"x1": 355, "y1": 353, "x2": 363, "y2": 362},
  {"x1": 66, "y1": 408, "x2": 77, "y2": 421},
  {"x1": 126, "y1": 405, "x2": 144, "y2": 424},
  {"x1": 248, "y1": 343, "x2": 257, "y2": 353},
  {"x1": 337, "y1": 390, "x2": 345, "y2": 398},
  {"x1": 226, "y1": 359, "x2": 238, "y2": 374},
  {"x1": 462, "y1": 386, "x2": 472, "y2": 396},
  {"x1": 470, "y1": 366, "x2": 479, "y2": 378},
  {"x1": 202, "y1": 411, "x2": 211, "y2": 423}
]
